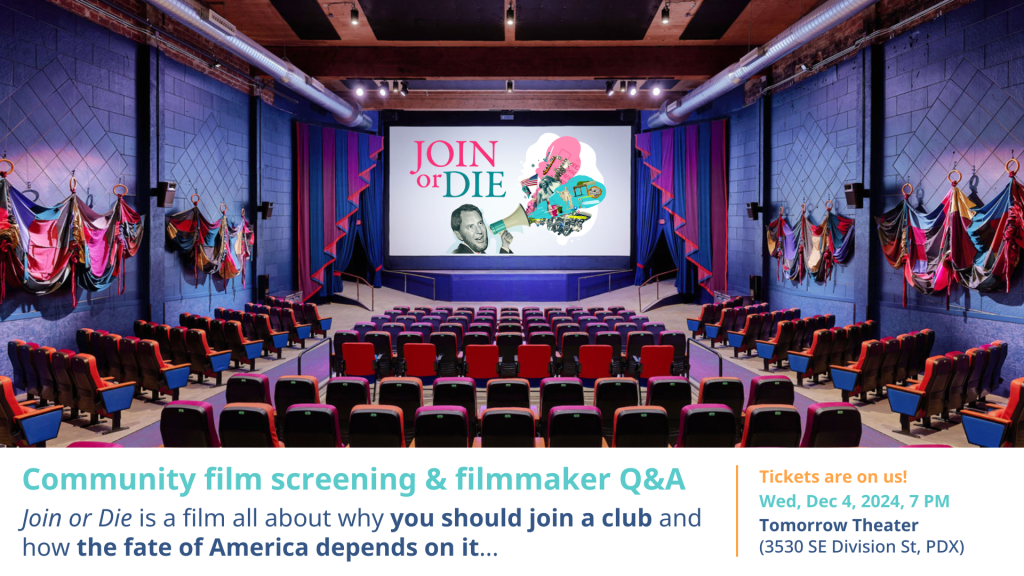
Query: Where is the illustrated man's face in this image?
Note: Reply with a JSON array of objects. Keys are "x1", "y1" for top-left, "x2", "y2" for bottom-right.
[{"x1": 456, "y1": 209, "x2": 488, "y2": 252}]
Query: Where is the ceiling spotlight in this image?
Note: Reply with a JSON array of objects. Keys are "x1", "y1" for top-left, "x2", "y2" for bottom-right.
[
  {"x1": 606, "y1": 80, "x2": 615, "y2": 96},
  {"x1": 211, "y1": 61, "x2": 222, "y2": 69},
  {"x1": 355, "y1": 85, "x2": 364, "y2": 97},
  {"x1": 399, "y1": 81, "x2": 409, "y2": 97},
  {"x1": 619, "y1": 80, "x2": 627, "y2": 92},
  {"x1": 628, "y1": 80, "x2": 637, "y2": 96},
  {"x1": 379, "y1": 81, "x2": 389, "y2": 97},
  {"x1": 351, "y1": 8, "x2": 359, "y2": 25},
  {"x1": 662, "y1": 3, "x2": 670, "y2": 24},
  {"x1": 507, "y1": 80, "x2": 514, "y2": 93},
  {"x1": 506, "y1": 3, "x2": 515, "y2": 25},
  {"x1": 652, "y1": 84, "x2": 661, "y2": 96},
  {"x1": 798, "y1": 63, "x2": 809, "y2": 72},
  {"x1": 393, "y1": 80, "x2": 400, "y2": 92}
]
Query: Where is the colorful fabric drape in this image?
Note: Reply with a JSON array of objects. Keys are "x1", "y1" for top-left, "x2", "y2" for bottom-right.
[
  {"x1": 296, "y1": 123, "x2": 383, "y2": 301},
  {"x1": 766, "y1": 208, "x2": 854, "y2": 285},
  {"x1": 0, "y1": 178, "x2": 144, "y2": 306},
  {"x1": 876, "y1": 178, "x2": 1024, "y2": 305},
  {"x1": 635, "y1": 119, "x2": 728, "y2": 295},
  {"x1": 165, "y1": 205, "x2": 254, "y2": 285}
]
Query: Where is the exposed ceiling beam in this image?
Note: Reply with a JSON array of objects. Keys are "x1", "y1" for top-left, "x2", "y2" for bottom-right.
[
  {"x1": 265, "y1": 45, "x2": 749, "y2": 79},
  {"x1": 348, "y1": 90, "x2": 683, "y2": 111}
]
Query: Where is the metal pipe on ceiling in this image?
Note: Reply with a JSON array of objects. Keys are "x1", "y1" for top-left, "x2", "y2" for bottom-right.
[
  {"x1": 647, "y1": 0, "x2": 881, "y2": 129},
  {"x1": 139, "y1": 0, "x2": 372, "y2": 130}
]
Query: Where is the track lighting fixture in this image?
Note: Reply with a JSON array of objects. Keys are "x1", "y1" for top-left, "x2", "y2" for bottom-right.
[
  {"x1": 619, "y1": 80, "x2": 627, "y2": 93},
  {"x1": 628, "y1": 80, "x2": 637, "y2": 96},
  {"x1": 351, "y1": 8, "x2": 359, "y2": 25},
  {"x1": 507, "y1": 80, "x2": 514, "y2": 93},
  {"x1": 652, "y1": 84, "x2": 661, "y2": 96},
  {"x1": 606, "y1": 81, "x2": 615, "y2": 96},
  {"x1": 506, "y1": 3, "x2": 515, "y2": 25},
  {"x1": 662, "y1": 4, "x2": 670, "y2": 24},
  {"x1": 355, "y1": 85, "x2": 364, "y2": 97},
  {"x1": 399, "y1": 81, "x2": 409, "y2": 97},
  {"x1": 379, "y1": 81, "x2": 388, "y2": 97}
]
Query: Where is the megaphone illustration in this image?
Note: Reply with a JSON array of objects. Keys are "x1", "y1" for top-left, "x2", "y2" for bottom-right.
[{"x1": 489, "y1": 204, "x2": 537, "y2": 234}]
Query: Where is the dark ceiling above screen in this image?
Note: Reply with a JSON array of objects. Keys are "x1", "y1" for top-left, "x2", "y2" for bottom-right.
[
  {"x1": 360, "y1": 0, "x2": 506, "y2": 41},
  {"x1": 342, "y1": 79, "x2": 638, "y2": 92},
  {"x1": 269, "y1": 0, "x2": 340, "y2": 40},
  {"x1": 679, "y1": 0, "x2": 751, "y2": 40},
  {"x1": 515, "y1": 0, "x2": 662, "y2": 41}
]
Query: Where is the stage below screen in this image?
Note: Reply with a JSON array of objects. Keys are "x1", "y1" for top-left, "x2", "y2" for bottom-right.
[{"x1": 381, "y1": 270, "x2": 634, "y2": 302}]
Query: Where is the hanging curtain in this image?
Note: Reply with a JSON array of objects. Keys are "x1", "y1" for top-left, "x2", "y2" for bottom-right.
[
  {"x1": 165, "y1": 204, "x2": 254, "y2": 284},
  {"x1": 634, "y1": 131, "x2": 661, "y2": 284},
  {"x1": 877, "y1": 177, "x2": 1024, "y2": 305},
  {"x1": 358, "y1": 134, "x2": 385, "y2": 288},
  {"x1": 635, "y1": 119, "x2": 729, "y2": 296},
  {"x1": 295, "y1": 122, "x2": 383, "y2": 301},
  {"x1": 766, "y1": 207, "x2": 854, "y2": 285},
  {"x1": 0, "y1": 177, "x2": 144, "y2": 307}
]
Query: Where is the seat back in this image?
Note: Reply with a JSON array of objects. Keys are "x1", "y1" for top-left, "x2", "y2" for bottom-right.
[
  {"x1": 625, "y1": 331, "x2": 655, "y2": 363},
  {"x1": 486, "y1": 378, "x2": 531, "y2": 410},
  {"x1": 479, "y1": 408, "x2": 537, "y2": 448},
  {"x1": 284, "y1": 404, "x2": 343, "y2": 447},
  {"x1": 538, "y1": 378, "x2": 584, "y2": 424},
  {"x1": 208, "y1": 320, "x2": 228, "y2": 351},
  {"x1": 516, "y1": 344, "x2": 551, "y2": 380},
  {"x1": 404, "y1": 343, "x2": 438, "y2": 379},
  {"x1": 52, "y1": 350, "x2": 77, "y2": 408},
  {"x1": 963, "y1": 347, "x2": 988, "y2": 403},
  {"x1": 169, "y1": 327, "x2": 191, "y2": 366},
  {"x1": 747, "y1": 376, "x2": 795, "y2": 408},
  {"x1": 613, "y1": 406, "x2": 669, "y2": 447},
  {"x1": 464, "y1": 332, "x2": 491, "y2": 348},
  {"x1": 414, "y1": 406, "x2": 470, "y2": 447},
  {"x1": 396, "y1": 332, "x2": 424, "y2": 361},
  {"x1": 185, "y1": 329, "x2": 217, "y2": 374},
  {"x1": 856, "y1": 340, "x2": 884, "y2": 393},
  {"x1": 698, "y1": 377, "x2": 744, "y2": 417},
  {"x1": 800, "y1": 402, "x2": 861, "y2": 447},
  {"x1": 496, "y1": 333, "x2": 524, "y2": 365},
  {"x1": 218, "y1": 403, "x2": 281, "y2": 447},
  {"x1": 578, "y1": 345, "x2": 613, "y2": 380},
  {"x1": 877, "y1": 338, "x2": 901, "y2": 386},
  {"x1": 377, "y1": 378, "x2": 423, "y2": 441},
  {"x1": 333, "y1": 331, "x2": 359, "y2": 350},
  {"x1": 893, "y1": 334, "x2": 915, "y2": 382},
  {"x1": 429, "y1": 332, "x2": 460, "y2": 374},
  {"x1": 348, "y1": 405, "x2": 406, "y2": 447},
  {"x1": 586, "y1": 322, "x2": 609, "y2": 344},
  {"x1": 637, "y1": 345, "x2": 674, "y2": 380},
  {"x1": 439, "y1": 323, "x2": 464, "y2": 350},
  {"x1": 595, "y1": 331, "x2": 622, "y2": 357},
  {"x1": 547, "y1": 406, "x2": 603, "y2": 447},
  {"x1": 828, "y1": 327, "x2": 848, "y2": 367},
  {"x1": 594, "y1": 378, "x2": 641, "y2": 434},
  {"x1": 432, "y1": 377, "x2": 478, "y2": 431},
  {"x1": 845, "y1": 324, "x2": 863, "y2": 364},
  {"x1": 804, "y1": 329, "x2": 834, "y2": 376},
  {"x1": 69, "y1": 354, "x2": 105, "y2": 413},
  {"x1": 659, "y1": 331, "x2": 688, "y2": 366},
  {"x1": 770, "y1": 321, "x2": 794, "y2": 362},
  {"x1": 342, "y1": 342, "x2": 376, "y2": 377},
  {"x1": 738, "y1": 405, "x2": 802, "y2": 447},
  {"x1": 31, "y1": 346, "x2": 58, "y2": 402},
  {"x1": 758, "y1": 312, "x2": 775, "y2": 341},
  {"x1": 226, "y1": 374, "x2": 272, "y2": 404},
  {"x1": 382, "y1": 324, "x2": 405, "y2": 352},
  {"x1": 465, "y1": 345, "x2": 500, "y2": 380},
  {"x1": 365, "y1": 332, "x2": 393, "y2": 362},
  {"x1": 917, "y1": 356, "x2": 953, "y2": 417},
  {"x1": 789, "y1": 319, "x2": 806, "y2": 352},
  {"x1": 324, "y1": 377, "x2": 370, "y2": 442},
  {"x1": 161, "y1": 401, "x2": 221, "y2": 447},
  {"x1": 274, "y1": 375, "x2": 320, "y2": 417},
  {"x1": 19, "y1": 342, "x2": 41, "y2": 394},
  {"x1": 943, "y1": 352, "x2": 970, "y2": 410},
  {"x1": 7, "y1": 340, "x2": 27, "y2": 393},
  {"x1": 677, "y1": 404, "x2": 737, "y2": 447},
  {"x1": 645, "y1": 377, "x2": 692, "y2": 435}
]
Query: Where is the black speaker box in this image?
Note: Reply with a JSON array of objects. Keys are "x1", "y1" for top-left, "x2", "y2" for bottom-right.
[
  {"x1": 257, "y1": 275, "x2": 270, "y2": 303},
  {"x1": 156, "y1": 182, "x2": 176, "y2": 207},
  {"x1": 749, "y1": 275, "x2": 762, "y2": 302}
]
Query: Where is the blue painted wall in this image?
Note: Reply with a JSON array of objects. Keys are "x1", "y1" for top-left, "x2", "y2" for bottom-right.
[{"x1": 0, "y1": 0, "x2": 143, "y2": 376}]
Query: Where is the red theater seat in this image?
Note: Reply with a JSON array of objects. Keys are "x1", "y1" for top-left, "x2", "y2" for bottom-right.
[
  {"x1": 830, "y1": 340, "x2": 883, "y2": 403},
  {"x1": 331, "y1": 331, "x2": 360, "y2": 376},
  {"x1": 254, "y1": 314, "x2": 289, "y2": 359},
  {"x1": 594, "y1": 378, "x2": 640, "y2": 438},
  {"x1": 413, "y1": 406, "x2": 470, "y2": 447},
  {"x1": 464, "y1": 345, "x2": 500, "y2": 388},
  {"x1": 70, "y1": 354, "x2": 135, "y2": 433},
  {"x1": 185, "y1": 329, "x2": 231, "y2": 386},
  {"x1": 886, "y1": 355, "x2": 953, "y2": 437},
  {"x1": 136, "y1": 340, "x2": 191, "y2": 403},
  {"x1": 962, "y1": 378, "x2": 1023, "y2": 447},
  {"x1": 698, "y1": 377, "x2": 744, "y2": 418},
  {"x1": 515, "y1": 344, "x2": 553, "y2": 387},
  {"x1": 630, "y1": 345, "x2": 674, "y2": 388},
  {"x1": 547, "y1": 406, "x2": 605, "y2": 448},
  {"x1": 342, "y1": 342, "x2": 378, "y2": 386},
  {"x1": 284, "y1": 404, "x2": 344, "y2": 448},
  {"x1": 578, "y1": 344, "x2": 614, "y2": 388},
  {"x1": 799, "y1": 402, "x2": 861, "y2": 447},
  {"x1": 756, "y1": 320, "x2": 794, "y2": 372},
  {"x1": 745, "y1": 376, "x2": 795, "y2": 413},
  {"x1": 788, "y1": 328, "x2": 834, "y2": 387},
  {"x1": 226, "y1": 374, "x2": 272, "y2": 404},
  {"x1": 325, "y1": 377, "x2": 371, "y2": 443},
  {"x1": 676, "y1": 404, "x2": 736, "y2": 447},
  {"x1": 736, "y1": 405, "x2": 802, "y2": 447},
  {"x1": 160, "y1": 401, "x2": 221, "y2": 447},
  {"x1": 612, "y1": 406, "x2": 669, "y2": 447},
  {"x1": 219, "y1": 403, "x2": 283, "y2": 447},
  {"x1": 0, "y1": 376, "x2": 63, "y2": 447},
  {"x1": 378, "y1": 377, "x2": 423, "y2": 445}
]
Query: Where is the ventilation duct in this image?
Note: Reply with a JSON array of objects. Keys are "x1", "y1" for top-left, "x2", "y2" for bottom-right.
[
  {"x1": 140, "y1": 0, "x2": 371, "y2": 130},
  {"x1": 648, "y1": 0, "x2": 880, "y2": 129}
]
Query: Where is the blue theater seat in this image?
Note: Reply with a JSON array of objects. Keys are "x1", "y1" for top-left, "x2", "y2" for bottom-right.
[
  {"x1": 0, "y1": 376, "x2": 63, "y2": 447},
  {"x1": 961, "y1": 378, "x2": 1023, "y2": 448},
  {"x1": 70, "y1": 354, "x2": 135, "y2": 433},
  {"x1": 136, "y1": 340, "x2": 191, "y2": 403}
]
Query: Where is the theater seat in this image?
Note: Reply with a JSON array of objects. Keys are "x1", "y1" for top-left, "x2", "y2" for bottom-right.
[
  {"x1": 70, "y1": 354, "x2": 135, "y2": 433},
  {"x1": 830, "y1": 340, "x2": 883, "y2": 403},
  {"x1": 284, "y1": 404, "x2": 344, "y2": 447},
  {"x1": 799, "y1": 402, "x2": 861, "y2": 447},
  {"x1": 756, "y1": 320, "x2": 794, "y2": 372},
  {"x1": 645, "y1": 377, "x2": 691, "y2": 441},
  {"x1": 547, "y1": 406, "x2": 605, "y2": 447},
  {"x1": 0, "y1": 376, "x2": 63, "y2": 447},
  {"x1": 516, "y1": 344, "x2": 553, "y2": 387},
  {"x1": 226, "y1": 374, "x2": 272, "y2": 404},
  {"x1": 886, "y1": 355, "x2": 953, "y2": 437},
  {"x1": 727, "y1": 313, "x2": 763, "y2": 357},
  {"x1": 961, "y1": 378, "x2": 1023, "y2": 448},
  {"x1": 160, "y1": 401, "x2": 221, "y2": 447},
  {"x1": 413, "y1": 406, "x2": 470, "y2": 447},
  {"x1": 475, "y1": 408, "x2": 542, "y2": 448},
  {"x1": 686, "y1": 303, "x2": 720, "y2": 338},
  {"x1": 31, "y1": 346, "x2": 59, "y2": 406},
  {"x1": 219, "y1": 403, "x2": 283, "y2": 447},
  {"x1": 697, "y1": 377, "x2": 744, "y2": 419},
  {"x1": 378, "y1": 377, "x2": 423, "y2": 445},
  {"x1": 18, "y1": 341, "x2": 41, "y2": 399},
  {"x1": 942, "y1": 351, "x2": 970, "y2": 421},
  {"x1": 324, "y1": 377, "x2": 370, "y2": 443},
  {"x1": 745, "y1": 376, "x2": 795, "y2": 414},
  {"x1": 52, "y1": 350, "x2": 80, "y2": 419},
  {"x1": 432, "y1": 377, "x2": 478, "y2": 434},
  {"x1": 538, "y1": 377, "x2": 583, "y2": 432},
  {"x1": 136, "y1": 340, "x2": 191, "y2": 403},
  {"x1": 736, "y1": 405, "x2": 802, "y2": 447},
  {"x1": 331, "y1": 331, "x2": 360, "y2": 376},
  {"x1": 788, "y1": 329, "x2": 834, "y2": 386},
  {"x1": 629, "y1": 345, "x2": 674, "y2": 388},
  {"x1": 302, "y1": 303, "x2": 333, "y2": 336},
  {"x1": 612, "y1": 406, "x2": 669, "y2": 447},
  {"x1": 348, "y1": 405, "x2": 405, "y2": 447},
  {"x1": 274, "y1": 376, "x2": 320, "y2": 426},
  {"x1": 225, "y1": 320, "x2": 264, "y2": 370},
  {"x1": 676, "y1": 404, "x2": 736, "y2": 447},
  {"x1": 254, "y1": 314, "x2": 290, "y2": 359},
  {"x1": 594, "y1": 378, "x2": 640, "y2": 438},
  {"x1": 185, "y1": 329, "x2": 231, "y2": 386}
]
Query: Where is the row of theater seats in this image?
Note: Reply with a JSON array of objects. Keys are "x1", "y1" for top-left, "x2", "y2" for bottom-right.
[
  {"x1": 244, "y1": 299, "x2": 332, "y2": 337},
  {"x1": 886, "y1": 340, "x2": 1007, "y2": 436},
  {"x1": 155, "y1": 371, "x2": 860, "y2": 448},
  {"x1": 961, "y1": 377, "x2": 1023, "y2": 447}
]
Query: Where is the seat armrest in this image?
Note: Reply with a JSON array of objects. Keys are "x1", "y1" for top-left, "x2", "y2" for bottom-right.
[
  {"x1": 789, "y1": 350, "x2": 811, "y2": 359},
  {"x1": 210, "y1": 349, "x2": 231, "y2": 358},
  {"x1": 830, "y1": 364, "x2": 858, "y2": 373},
  {"x1": 961, "y1": 411, "x2": 1011, "y2": 425},
  {"x1": 161, "y1": 363, "x2": 191, "y2": 371},
  {"x1": 101, "y1": 381, "x2": 137, "y2": 391},
  {"x1": 534, "y1": 437, "x2": 546, "y2": 448},
  {"x1": 15, "y1": 405, "x2": 64, "y2": 418},
  {"x1": 19, "y1": 400, "x2": 39, "y2": 408},
  {"x1": 886, "y1": 384, "x2": 923, "y2": 395}
]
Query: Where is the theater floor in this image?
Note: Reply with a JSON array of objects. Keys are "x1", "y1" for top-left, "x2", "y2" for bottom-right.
[{"x1": 49, "y1": 281, "x2": 994, "y2": 447}]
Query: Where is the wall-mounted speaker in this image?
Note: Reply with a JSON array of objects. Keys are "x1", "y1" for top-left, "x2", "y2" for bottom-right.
[
  {"x1": 844, "y1": 182, "x2": 865, "y2": 209},
  {"x1": 156, "y1": 182, "x2": 176, "y2": 207},
  {"x1": 256, "y1": 201, "x2": 274, "y2": 220},
  {"x1": 746, "y1": 201, "x2": 762, "y2": 220},
  {"x1": 257, "y1": 274, "x2": 270, "y2": 303},
  {"x1": 750, "y1": 275, "x2": 762, "y2": 302}
]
